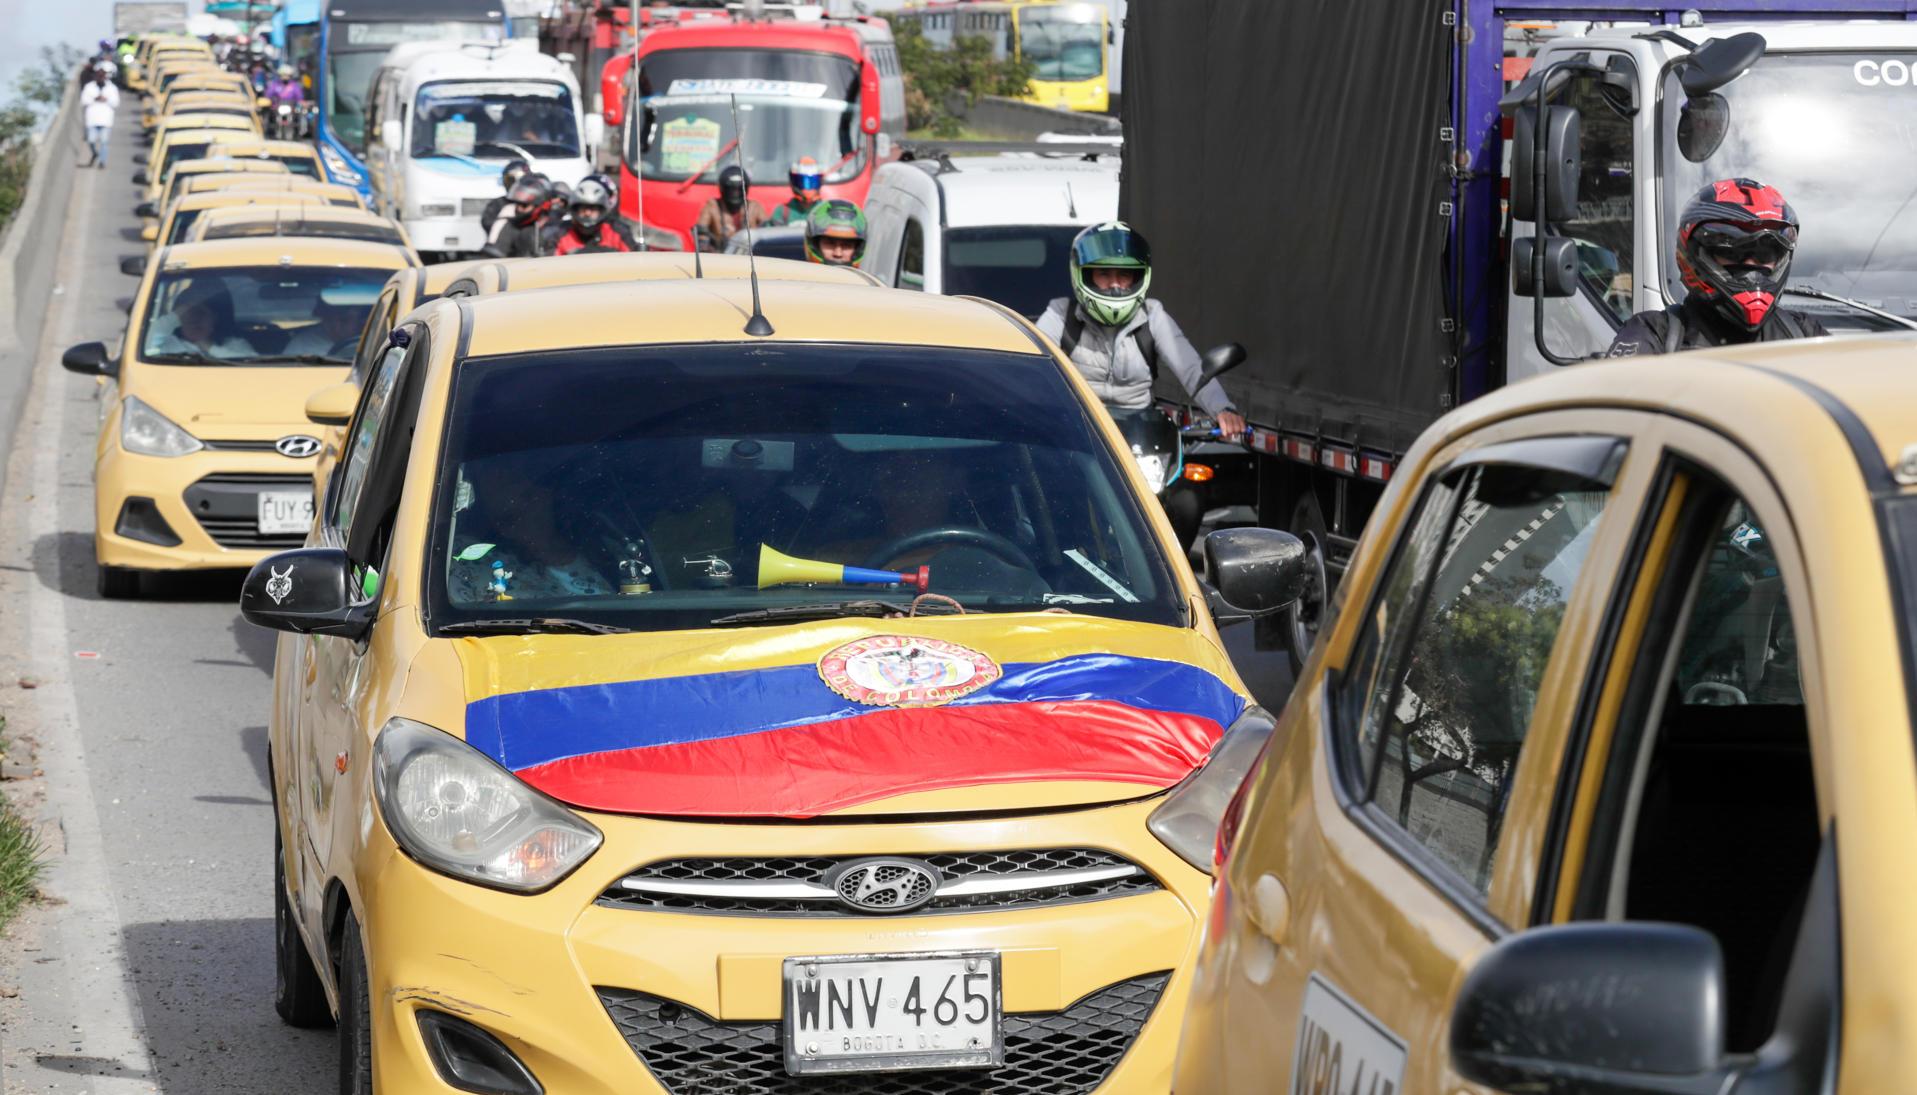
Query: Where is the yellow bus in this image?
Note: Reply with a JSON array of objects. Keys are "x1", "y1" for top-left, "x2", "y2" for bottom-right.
[{"x1": 898, "y1": 1, "x2": 1111, "y2": 114}]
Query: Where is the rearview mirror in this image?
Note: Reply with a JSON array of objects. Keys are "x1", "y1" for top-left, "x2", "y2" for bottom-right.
[
  {"x1": 379, "y1": 118, "x2": 402, "y2": 151},
  {"x1": 134, "y1": 201, "x2": 158, "y2": 219},
  {"x1": 1196, "y1": 343, "x2": 1247, "y2": 392},
  {"x1": 305, "y1": 381, "x2": 359, "y2": 427},
  {"x1": 1512, "y1": 235, "x2": 1578, "y2": 298},
  {"x1": 1680, "y1": 32, "x2": 1766, "y2": 96},
  {"x1": 61, "y1": 341, "x2": 115, "y2": 377},
  {"x1": 239, "y1": 548, "x2": 373, "y2": 639},
  {"x1": 119, "y1": 255, "x2": 147, "y2": 277},
  {"x1": 1511, "y1": 104, "x2": 1580, "y2": 224},
  {"x1": 1451, "y1": 923, "x2": 1729, "y2": 1093},
  {"x1": 1677, "y1": 93, "x2": 1730, "y2": 163},
  {"x1": 1203, "y1": 527, "x2": 1307, "y2": 616}
]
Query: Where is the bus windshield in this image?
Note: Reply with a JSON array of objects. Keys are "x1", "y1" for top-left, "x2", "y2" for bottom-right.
[
  {"x1": 1661, "y1": 52, "x2": 1917, "y2": 326},
  {"x1": 413, "y1": 80, "x2": 580, "y2": 159},
  {"x1": 326, "y1": 19, "x2": 500, "y2": 151},
  {"x1": 628, "y1": 49, "x2": 864, "y2": 184},
  {"x1": 1018, "y1": 3, "x2": 1104, "y2": 82}
]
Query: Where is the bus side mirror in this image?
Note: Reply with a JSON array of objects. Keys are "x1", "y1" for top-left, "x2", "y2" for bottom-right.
[
  {"x1": 1513, "y1": 236, "x2": 1577, "y2": 298},
  {"x1": 1510, "y1": 104, "x2": 1580, "y2": 224}
]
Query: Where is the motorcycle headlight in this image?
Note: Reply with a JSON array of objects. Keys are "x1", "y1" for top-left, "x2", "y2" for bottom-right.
[
  {"x1": 318, "y1": 142, "x2": 363, "y2": 186},
  {"x1": 638, "y1": 222, "x2": 685, "y2": 251},
  {"x1": 373, "y1": 718, "x2": 602, "y2": 894},
  {"x1": 1147, "y1": 706, "x2": 1277, "y2": 873},
  {"x1": 120, "y1": 394, "x2": 202, "y2": 457},
  {"x1": 1133, "y1": 452, "x2": 1172, "y2": 494}
]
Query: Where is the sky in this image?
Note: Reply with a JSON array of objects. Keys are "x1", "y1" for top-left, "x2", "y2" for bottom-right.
[{"x1": 0, "y1": 0, "x2": 129, "y2": 110}]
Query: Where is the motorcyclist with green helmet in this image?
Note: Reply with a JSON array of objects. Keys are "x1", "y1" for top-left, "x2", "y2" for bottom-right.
[
  {"x1": 803, "y1": 199, "x2": 867, "y2": 266},
  {"x1": 1037, "y1": 222, "x2": 1247, "y2": 440}
]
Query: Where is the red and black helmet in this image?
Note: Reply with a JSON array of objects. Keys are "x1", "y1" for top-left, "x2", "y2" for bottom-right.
[
  {"x1": 1675, "y1": 178, "x2": 1800, "y2": 332},
  {"x1": 509, "y1": 174, "x2": 553, "y2": 227}
]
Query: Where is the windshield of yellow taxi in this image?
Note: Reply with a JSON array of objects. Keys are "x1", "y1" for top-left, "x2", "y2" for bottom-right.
[
  {"x1": 138, "y1": 267, "x2": 389, "y2": 365},
  {"x1": 427, "y1": 343, "x2": 1185, "y2": 630}
]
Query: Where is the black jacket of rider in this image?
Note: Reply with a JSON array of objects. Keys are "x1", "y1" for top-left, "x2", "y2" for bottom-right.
[
  {"x1": 1605, "y1": 295, "x2": 1829, "y2": 357},
  {"x1": 480, "y1": 195, "x2": 510, "y2": 234}
]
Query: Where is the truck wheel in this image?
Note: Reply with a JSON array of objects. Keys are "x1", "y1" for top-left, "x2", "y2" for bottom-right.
[
  {"x1": 337, "y1": 911, "x2": 373, "y2": 1095},
  {"x1": 274, "y1": 825, "x2": 332, "y2": 1029},
  {"x1": 97, "y1": 564, "x2": 139, "y2": 599},
  {"x1": 1285, "y1": 496, "x2": 1330, "y2": 677}
]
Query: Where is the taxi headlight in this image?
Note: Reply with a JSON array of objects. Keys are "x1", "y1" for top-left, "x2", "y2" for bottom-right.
[
  {"x1": 1147, "y1": 706, "x2": 1276, "y2": 873},
  {"x1": 1133, "y1": 452, "x2": 1172, "y2": 494},
  {"x1": 120, "y1": 394, "x2": 202, "y2": 457},
  {"x1": 373, "y1": 717, "x2": 602, "y2": 894},
  {"x1": 638, "y1": 222, "x2": 685, "y2": 251}
]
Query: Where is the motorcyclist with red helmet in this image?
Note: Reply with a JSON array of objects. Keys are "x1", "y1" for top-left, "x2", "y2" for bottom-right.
[
  {"x1": 542, "y1": 176, "x2": 636, "y2": 255},
  {"x1": 1606, "y1": 177, "x2": 1827, "y2": 357}
]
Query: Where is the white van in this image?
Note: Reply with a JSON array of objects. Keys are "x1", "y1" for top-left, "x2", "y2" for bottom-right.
[
  {"x1": 860, "y1": 153, "x2": 1119, "y2": 319},
  {"x1": 364, "y1": 39, "x2": 602, "y2": 256}
]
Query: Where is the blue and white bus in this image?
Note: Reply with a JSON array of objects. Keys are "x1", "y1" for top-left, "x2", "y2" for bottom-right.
[{"x1": 316, "y1": 0, "x2": 507, "y2": 196}]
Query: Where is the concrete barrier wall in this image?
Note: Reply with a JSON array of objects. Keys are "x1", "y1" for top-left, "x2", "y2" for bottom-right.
[
  {"x1": 0, "y1": 79, "x2": 83, "y2": 358},
  {"x1": 965, "y1": 95, "x2": 1122, "y2": 140}
]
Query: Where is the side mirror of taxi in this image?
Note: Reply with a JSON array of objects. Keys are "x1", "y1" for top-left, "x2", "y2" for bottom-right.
[
  {"x1": 1203, "y1": 527, "x2": 1307, "y2": 618},
  {"x1": 134, "y1": 201, "x2": 157, "y2": 219},
  {"x1": 140, "y1": 224, "x2": 158, "y2": 243},
  {"x1": 240, "y1": 548, "x2": 373, "y2": 639},
  {"x1": 132, "y1": 169, "x2": 149, "y2": 185},
  {"x1": 61, "y1": 342, "x2": 116, "y2": 377},
  {"x1": 1451, "y1": 923, "x2": 1730, "y2": 1093},
  {"x1": 305, "y1": 381, "x2": 358, "y2": 427},
  {"x1": 120, "y1": 255, "x2": 146, "y2": 277}
]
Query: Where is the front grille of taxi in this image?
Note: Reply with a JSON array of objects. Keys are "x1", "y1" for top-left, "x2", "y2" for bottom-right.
[
  {"x1": 598, "y1": 972, "x2": 1169, "y2": 1095},
  {"x1": 596, "y1": 850, "x2": 1159, "y2": 917},
  {"x1": 184, "y1": 473, "x2": 308, "y2": 549}
]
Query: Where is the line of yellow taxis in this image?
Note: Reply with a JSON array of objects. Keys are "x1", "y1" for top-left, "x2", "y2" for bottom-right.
[{"x1": 80, "y1": 36, "x2": 1917, "y2": 1094}]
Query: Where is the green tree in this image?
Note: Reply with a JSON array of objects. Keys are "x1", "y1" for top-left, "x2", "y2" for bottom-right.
[{"x1": 894, "y1": 20, "x2": 1034, "y2": 138}]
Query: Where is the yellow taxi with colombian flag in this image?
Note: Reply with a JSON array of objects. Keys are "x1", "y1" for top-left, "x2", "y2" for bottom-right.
[
  {"x1": 238, "y1": 275, "x2": 1302, "y2": 1093},
  {"x1": 61, "y1": 236, "x2": 415, "y2": 597},
  {"x1": 1175, "y1": 334, "x2": 1917, "y2": 1092}
]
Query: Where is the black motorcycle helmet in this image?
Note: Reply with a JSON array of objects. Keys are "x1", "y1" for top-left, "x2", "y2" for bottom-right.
[
  {"x1": 508, "y1": 174, "x2": 552, "y2": 227},
  {"x1": 499, "y1": 157, "x2": 529, "y2": 192},
  {"x1": 718, "y1": 165, "x2": 749, "y2": 213}
]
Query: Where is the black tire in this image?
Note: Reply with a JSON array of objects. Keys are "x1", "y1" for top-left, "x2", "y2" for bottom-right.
[
  {"x1": 97, "y1": 564, "x2": 139, "y2": 599},
  {"x1": 1284, "y1": 495, "x2": 1331, "y2": 678},
  {"x1": 274, "y1": 826, "x2": 333, "y2": 1028},
  {"x1": 338, "y1": 911, "x2": 374, "y2": 1095}
]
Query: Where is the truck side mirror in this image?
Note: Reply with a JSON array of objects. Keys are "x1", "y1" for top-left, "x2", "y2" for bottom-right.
[
  {"x1": 1510, "y1": 104, "x2": 1580, "y2": 224},
  {"x1": 1680, "y1": 32, "x2": 1766, "y2": 96},
  {"x1": 1512, "y1": 236, "x2": 1577, "y2": 298},
  {"x1": 1677, "y1": 93, "x2": 1730, "y2": 162},
  {"x1": 379, "y1": 118, "x2": 402, "y2": 151},
  {"x1": 584, "y1": 112, "x2": 605, "y2": 148},
  {"x1": 1452, "y1": 923, "x2": 1730, "y2": 1093}
]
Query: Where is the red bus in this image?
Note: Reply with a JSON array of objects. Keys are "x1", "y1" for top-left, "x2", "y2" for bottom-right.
[{"x1": 618, "y1": 11, "x2": 907, "y2": 249}]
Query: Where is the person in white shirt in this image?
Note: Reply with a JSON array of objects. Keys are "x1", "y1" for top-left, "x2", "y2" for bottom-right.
[
  {"x1": 281, "y1": 301, "x2": 365, "y2": 361},
  {"x1": 143, "y1": 285, "x2": 258, "y2": 362},
  {"x1": 80, "y1": 69, "x2": 119, "y2": 169}
]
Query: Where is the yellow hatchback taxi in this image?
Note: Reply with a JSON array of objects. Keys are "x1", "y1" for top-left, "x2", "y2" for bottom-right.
[
  {"x1": 1175, "y1": 335, "x2": 1917, "y2": 1093},
  {"x1": 187, "y1": 205, "x2": 410, "y2": 247},
  {"x1": 238, "y1": 278, "x2": 1298, "y2": 1093},
  {"x1": 61, "y1": 237, "x2": 414, "y2": 597}
]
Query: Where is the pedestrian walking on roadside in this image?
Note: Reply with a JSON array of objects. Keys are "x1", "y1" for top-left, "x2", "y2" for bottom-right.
[{"x1": 80, "y1": 69, "x2": 119, "y2": 169}]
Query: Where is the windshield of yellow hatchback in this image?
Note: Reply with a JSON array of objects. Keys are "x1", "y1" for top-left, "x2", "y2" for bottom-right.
[
  {"x1": 425, "y1": 343, "x2": 1185, "y2": 630},
  {"x1": 138, "y1": 267, "x2": 389, "y2": 365}
]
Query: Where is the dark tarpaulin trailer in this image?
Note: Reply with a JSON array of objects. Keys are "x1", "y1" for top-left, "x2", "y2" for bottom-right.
[{"x1": 1120, "y1": 0, "x2": 1454, "y2": 457}]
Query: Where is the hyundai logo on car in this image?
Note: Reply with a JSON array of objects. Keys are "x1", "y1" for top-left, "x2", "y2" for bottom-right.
[
  {"x1": 275, "y1": 435, "x2": 323, "y2": 458},
  {"x1": 829, "y1": 858, "x2": 941, "y2": 914}
]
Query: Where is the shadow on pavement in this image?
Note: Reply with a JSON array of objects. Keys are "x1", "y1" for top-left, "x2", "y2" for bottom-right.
[
  {"x1": 240, "y1": 723, "x2": 270, "y2": 792},
  {"x1": 230, "y1": 614, "x2": 278, "y2": 675},
  {"x1": 122, "y1": 918, "x2": 334, "y2": 1093}
]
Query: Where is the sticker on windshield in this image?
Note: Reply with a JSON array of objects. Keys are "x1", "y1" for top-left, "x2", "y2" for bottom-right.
[
  {"x1": 668, "y1": 78, "x2": 827, "y2": 99},
  {"x1": 660, "y1": 116, "x2": 722, "y2": 176},
  {"x1": 819, "y1": 635, "x2": 1002, "y2": 708},
  {"x1": 1063, "y1": 549, "x2": 1139, "y2": 603},
  {"x1": 1855, "y1": 59, "x2": 1917, "y2": 87},
  {"x1": 1291, "y1": 975, "x2": 1406, "y2": 1095},
  {"x1": 432, "y1": 119, "x2": 476, "y2": 157}
]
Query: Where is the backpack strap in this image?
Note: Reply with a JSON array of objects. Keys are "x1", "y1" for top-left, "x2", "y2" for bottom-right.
[
  {"x1": 1060, "y1": 307, "x2": 1085, "y2": 356},
  {"x1": 1131, "y1": 322, "x2": 1159, "y2": 382}
]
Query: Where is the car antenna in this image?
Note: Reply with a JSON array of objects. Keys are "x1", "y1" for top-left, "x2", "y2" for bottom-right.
[
  {"x1": 1065, "y1": 181, "x2": 1077, "y2": 219},
  {"x1": 728, "y1": 93, "x2": 774, "y2": 336}
]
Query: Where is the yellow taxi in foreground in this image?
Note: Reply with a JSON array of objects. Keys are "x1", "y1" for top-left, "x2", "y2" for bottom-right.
[
  {"x1": 1176, "y1": 334, "x2": 1917, "y2": 1092},
  {"x1": 61, "y1": 237, "x2": 415, "y2": 597},
  {"x1": 239, "y1": 277, "x2": 1298, "y2": 1093}
]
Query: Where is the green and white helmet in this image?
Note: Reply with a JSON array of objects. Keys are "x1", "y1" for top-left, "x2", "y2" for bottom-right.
[{"x1": 1069, "y1": 221, "x2": 1152, "y2": 327}]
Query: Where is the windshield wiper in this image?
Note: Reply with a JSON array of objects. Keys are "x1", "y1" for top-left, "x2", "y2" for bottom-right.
[
  {"x1": 143, "y1": 350, "x2": 218, "y2": 364},
  {"x1": 438, "y1": 617, "x2": 632, "y2": 636},
  {"x1": 1780, "y1": 286, "x2": 1917, "y2": 331},
  {"x1": 708, "y1": 599, "x2": 961, "y2": 627},
  {"x1": 249, "y1": 354, "x2": 346, "y2": 365}
]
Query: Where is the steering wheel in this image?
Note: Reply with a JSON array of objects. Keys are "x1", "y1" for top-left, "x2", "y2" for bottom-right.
[
  {"x1": 862, "y1": 526, "x2": 1038, "y2": 574},
  {"x1": 1684, "y1": 681, "x2": 1748, "y2": 706}
]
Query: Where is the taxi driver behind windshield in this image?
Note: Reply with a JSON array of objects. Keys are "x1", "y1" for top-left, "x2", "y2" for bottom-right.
[{"x1": 140, "y1": 268, "x2": 391, "y2": 365}]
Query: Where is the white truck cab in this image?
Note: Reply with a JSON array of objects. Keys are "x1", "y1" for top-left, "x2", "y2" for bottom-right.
[
  {"x1": 1509, "y1": 20, "x2": 1917, "y2": 382},
  {"x1": 861, "y1": 153, "x2": 1119, "y2": 319},
  {"x1": 363, "y1": 38, "x2": 602, "y2": 257}
]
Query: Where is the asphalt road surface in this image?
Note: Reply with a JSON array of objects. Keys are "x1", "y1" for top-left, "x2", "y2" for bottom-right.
[{"x1": 0, "y1": 108, "x2": 1293, "y2": 1094}]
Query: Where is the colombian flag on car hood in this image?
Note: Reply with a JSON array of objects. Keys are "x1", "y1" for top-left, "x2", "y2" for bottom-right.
[{"x1": 452, "y1": 616, "x2": 1247, "y2": 818}]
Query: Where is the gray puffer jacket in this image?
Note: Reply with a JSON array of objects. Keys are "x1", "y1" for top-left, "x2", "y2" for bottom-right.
[{"x1": 1036, "y1": 297, "x2": 1235, "y2": 416}]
